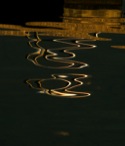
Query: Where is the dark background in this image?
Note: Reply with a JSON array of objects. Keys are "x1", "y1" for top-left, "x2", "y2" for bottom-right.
[{"x1": 0, "y1": 0, "x2": 64, "y2": 25}]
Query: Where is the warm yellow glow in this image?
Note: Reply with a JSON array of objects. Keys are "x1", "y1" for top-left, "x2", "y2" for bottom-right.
[
  {"x1": 26, "y1": 73, "x2": 91, "y2": 98},
  {"x1": 1, "y1": 11, "x2": 125, "y2": 99},
  {"x1": 63, "y1": 9, "x2": 121, "y2": 18},
  {"x1": 111, "y1": 45, "x2": 125, "y2": 49},
  {"x1": 0, "y1": 17, "x2": 125, "y2": 39},
  {"x1": 26, "y1": 32, "x2": 96, "y2": 69}
]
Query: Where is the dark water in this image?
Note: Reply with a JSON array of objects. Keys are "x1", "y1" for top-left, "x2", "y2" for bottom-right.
[{"x1": 0, "y1": 17, "x2": 125, "y2": 146}]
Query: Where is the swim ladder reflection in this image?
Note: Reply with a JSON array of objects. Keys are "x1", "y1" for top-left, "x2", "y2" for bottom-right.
[
  {"x1": 26, "y1": 73, "x2": 91, "y2": 98},
  {"x1": 26, "y1": 32, "x2": 96, "y2": 69}
]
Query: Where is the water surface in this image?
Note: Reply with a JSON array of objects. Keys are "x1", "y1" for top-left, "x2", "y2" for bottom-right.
[{"x1": 0, "y1": 17, "x2": 125, "y2": 146}]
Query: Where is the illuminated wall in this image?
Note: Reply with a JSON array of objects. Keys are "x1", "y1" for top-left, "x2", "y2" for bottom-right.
[{"x1": 63, "y1": 0, "x2": 122, "y2": 18}]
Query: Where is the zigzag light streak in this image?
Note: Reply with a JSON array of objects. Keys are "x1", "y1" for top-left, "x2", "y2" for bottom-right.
[
  {"x1": 26, "y1": 73, "x2": 91, "y2": 98},
  {"x1": 26, "y1": 32, "x2": 96, "y2": 69}
]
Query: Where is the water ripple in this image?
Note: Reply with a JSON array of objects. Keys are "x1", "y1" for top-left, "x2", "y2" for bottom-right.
[
  {"x1": 26, "y1": 73, "x2": 91, "y2": 98},
  {"x1": 26, "y1": 32, "x2": 96, "y2": 69}
]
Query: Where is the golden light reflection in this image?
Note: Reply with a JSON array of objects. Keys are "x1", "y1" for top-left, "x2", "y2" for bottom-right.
[
  {"x1": 111, "y1": 45, "x2": 125, "y2": 49},
  {"x1": 26, "y1": 32, "x2": 96, "y2": 69},
  {"x1": 63, "y1": 9, "x2": 121, "y2": 18},
  {"x1": 63, "y1": 0, "x2": 122, "y2": 18},
  {"x1": 1, "y1": 7, "x2": 125, "y2": 99},
  {"x1": 0, "y1": 17, "x2": 125, "y2": 39},
  {"x1": 26, "y1": 73, "x2": 91, "y2": 98}
]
